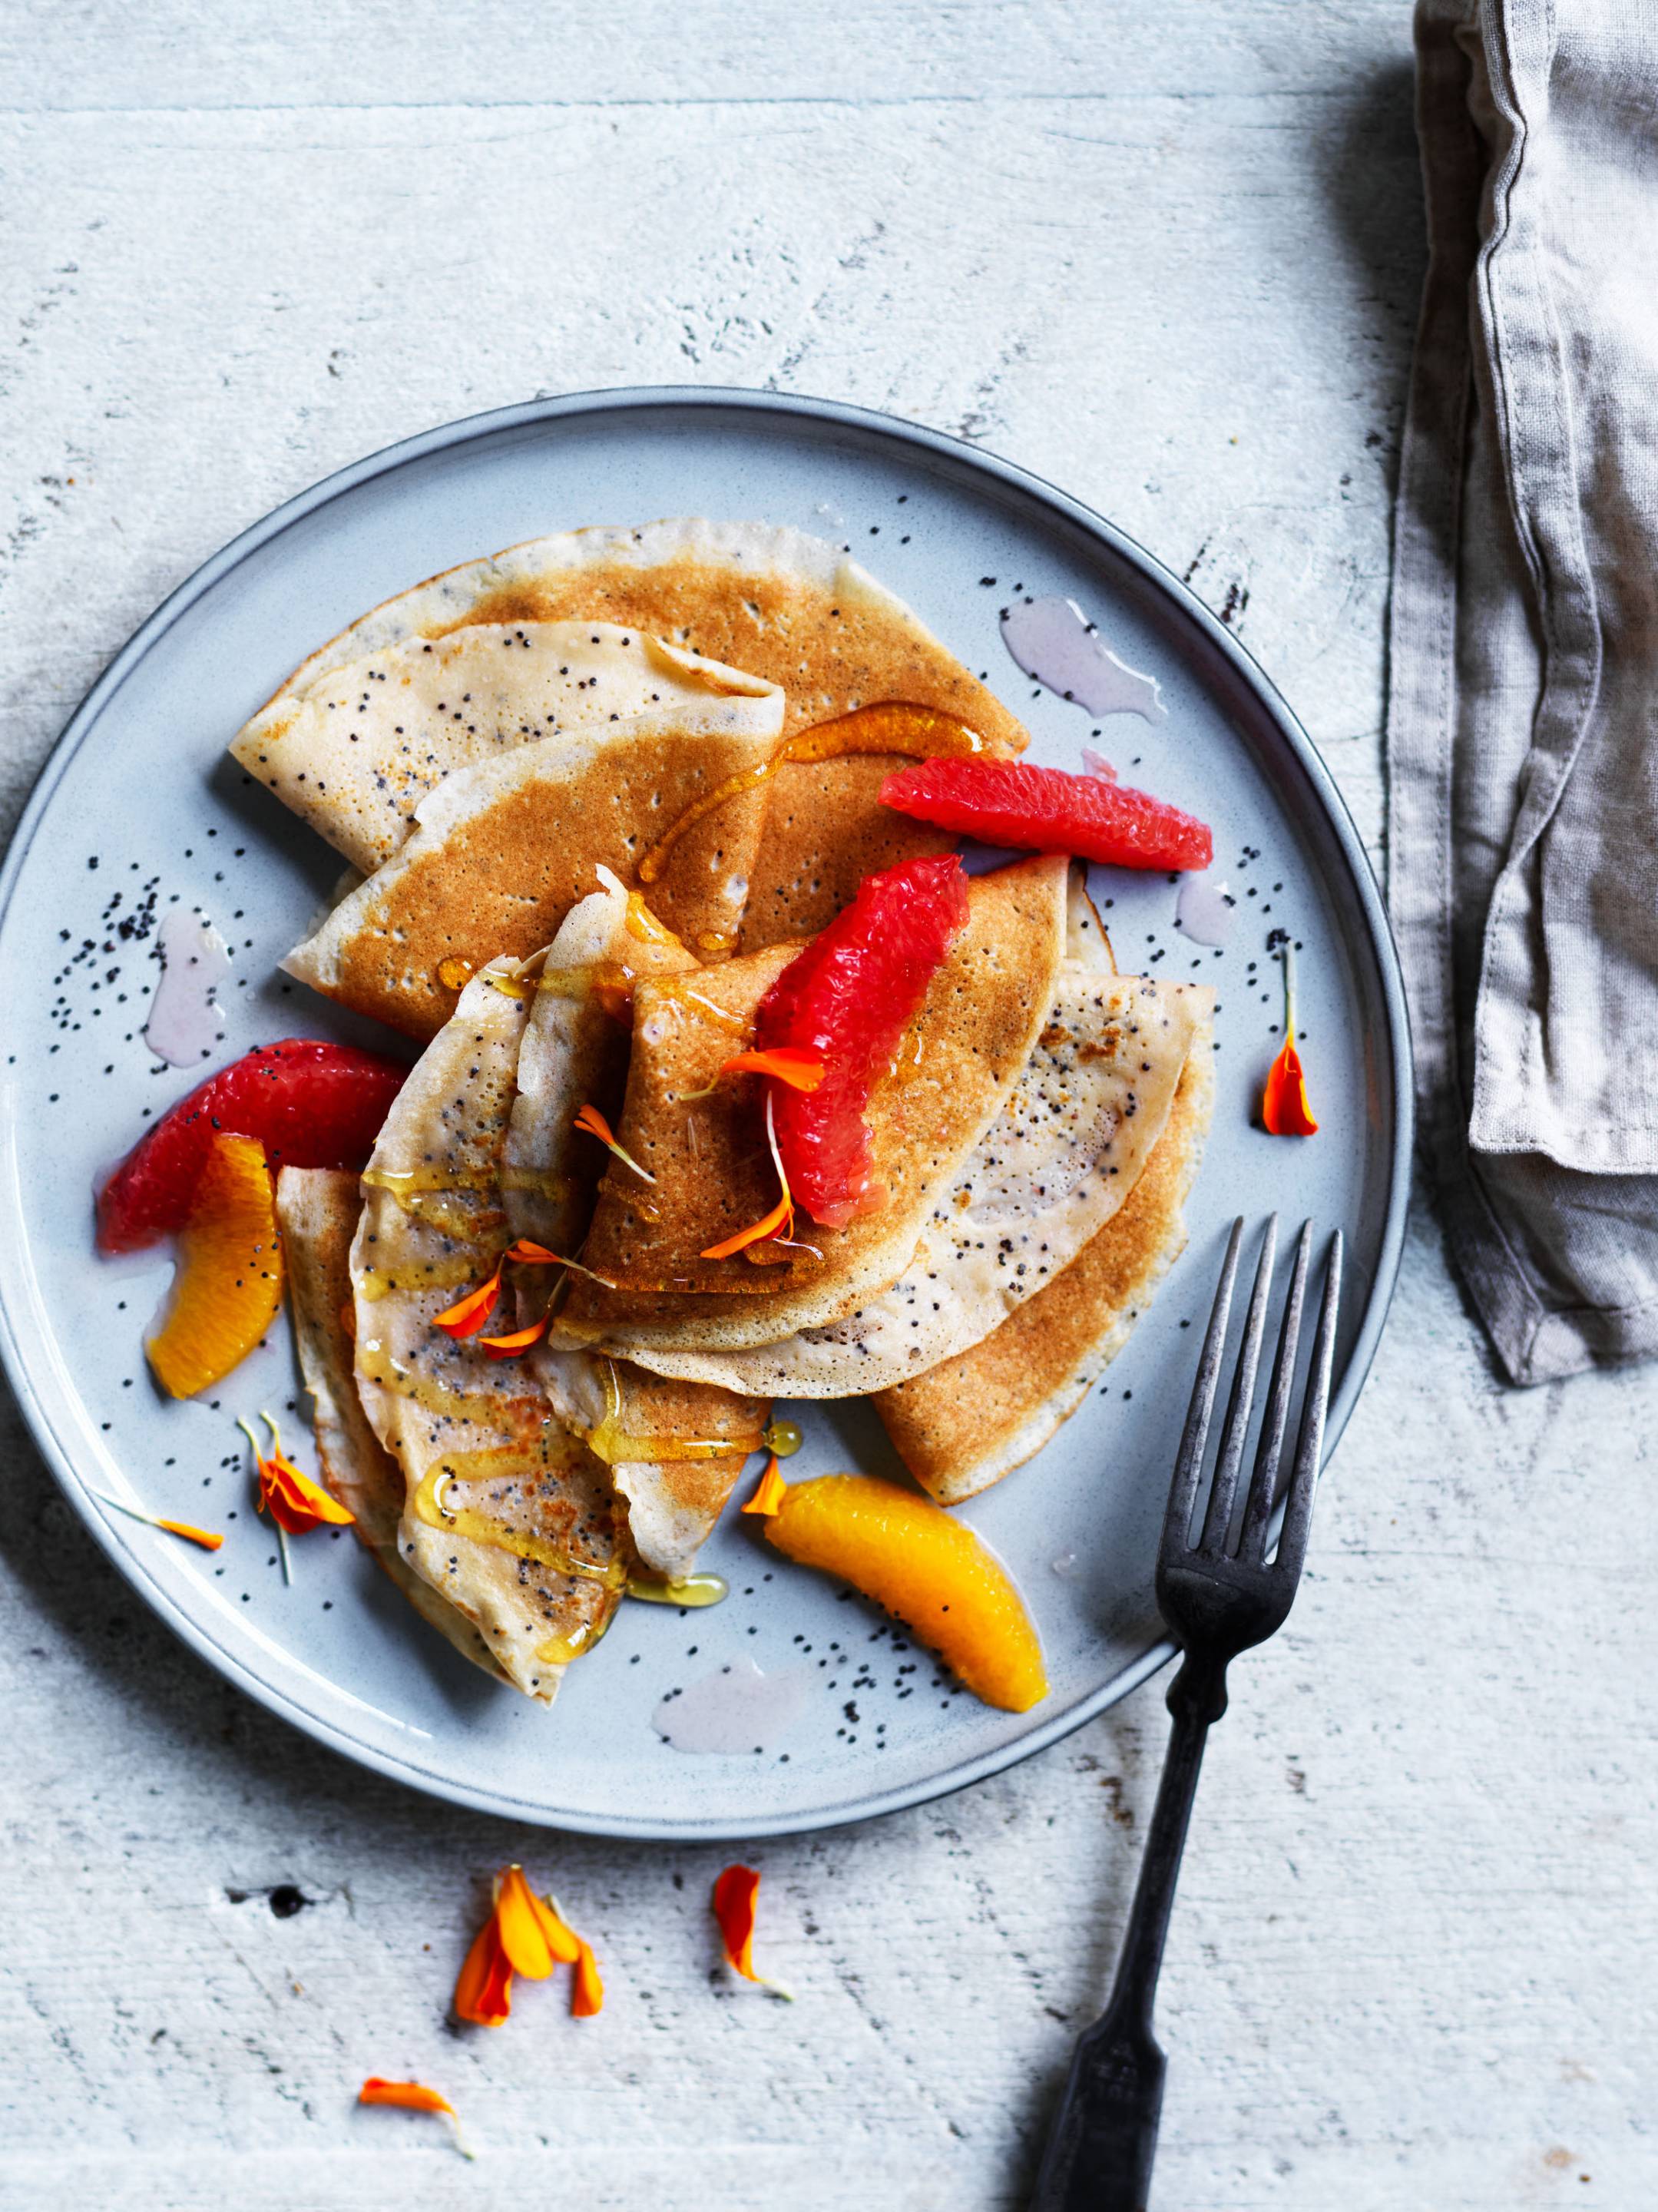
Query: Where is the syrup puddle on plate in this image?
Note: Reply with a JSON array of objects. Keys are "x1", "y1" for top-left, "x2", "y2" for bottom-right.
[
  {"x1": 144, "y1": 908, "x2": 231, "y2": 1065},
  {"x1": 652, "y1": 1656, "x2": 812, "y2": 1756},
  {"x1": 1174, "y1": 877, "x2": 1237, "y2": 947},
  {"x1": 1001, "y1": 596, "x2": 1167, "y2": 724}
]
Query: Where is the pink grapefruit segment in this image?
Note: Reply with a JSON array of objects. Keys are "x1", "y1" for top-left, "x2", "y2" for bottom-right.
[
  {"x1": 753, "y1": 853, "x2": 970, "y2": 1229},
  {"x1": 97, "y1": 1038, "x2": 408, "y2": 1253},
  {"x1": 879, "y1": 758, "x2": 1213, "y2": 872}
]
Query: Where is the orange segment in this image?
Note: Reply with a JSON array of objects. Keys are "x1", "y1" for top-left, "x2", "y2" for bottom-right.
[
  {"x1": 146, "y1": 1133, "x2": 283, "y2": 1399},
  {"x1": 763, "y1": 1474, "x2": 1048, "y2": 1712}
]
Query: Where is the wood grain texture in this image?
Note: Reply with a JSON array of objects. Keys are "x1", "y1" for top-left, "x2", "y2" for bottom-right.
[{"x1": 2, "y1": 3, "x2": 1653, "y2": 2207}]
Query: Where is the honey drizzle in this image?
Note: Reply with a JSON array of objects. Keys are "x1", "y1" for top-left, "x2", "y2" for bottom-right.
[
  {"x1": 412, "y1": 1457, "x2": 628, "y2": 1589},
  {"x1": 636, "y1": 701, "x2": 987, "y2": 886}
]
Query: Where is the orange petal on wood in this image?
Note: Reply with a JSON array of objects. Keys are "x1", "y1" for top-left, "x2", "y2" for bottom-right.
[
  {"x1": 494, "y1": 1866, "x2": 555, "y2": 1980},
  {"x1": 432, "y1": 1266, "x2": 504, "y2": 1339},
  {"x1": 571, "y1": 1939, "x2": 604, "y2": 2018},
  {"x1": 713, "y1": 1865, "x2": 792, "y2": 1996},
  {"x1": 1262, "y1": 1035, "x2": 1319, "y2": 1136},
  {"x1": 479, "y1": 1316, "x2": 549, "y2": 1361},
  {"x1": 528, "y1": 1891, "x2": 583, "y2": 1966},
  {"x1": 740, "y1": 1457, "x2": 788, "y2": 1516},
  {"x1": 359, "y1": 2078, "x2": 456, "y2": 2118},
  {"x1": 452, "y1": 1915, "x2": 513, "y2": 2027},
  {"x1": 716, "y1": 1048, "x2": 826, "y2": 1093}
]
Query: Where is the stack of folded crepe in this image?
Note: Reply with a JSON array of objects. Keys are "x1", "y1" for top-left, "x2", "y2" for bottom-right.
[{"x1": 250, "y1": 521, "x2": 1213, "y2": 1705}]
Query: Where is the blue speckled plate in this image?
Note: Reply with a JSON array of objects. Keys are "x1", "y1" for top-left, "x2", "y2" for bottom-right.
[{"x1": 0, "y1": 390, "x2": 1410, "y2": 1838}]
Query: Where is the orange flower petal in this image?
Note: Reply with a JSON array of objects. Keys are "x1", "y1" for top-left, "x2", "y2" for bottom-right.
[
  {"x1": 1263, "y1": 1035, "x2": 1319, "y2": 1136},
  {"x1": 432, "y1": 1265, "x2": 504, "y2": 1339},
  {"x1": 574, "y1": 1102, "x2": 657, "y2": 1184},
  {"x1": 479, "y1": 1316, "x2": 549, "y2": 1361},
  {"x1": 359, "y1": 2077, "x2": 474, "y2": 2158},
  {"x1": 702, "y1": 1187, "x2": 793, "y2": 1261},
  {"x1": 359, "y1": 2078, "x2": 455, "y2": 2118},
  {"x1": 571, "y1": 1939, "x2": 604, "y2": 2018},
  {"x1": 503, "y1": 1240, "x2": 617, "y2": 1287},
  {"x1": 494, "y1": 1866, "x2": 555, "y2": 1981},
  {"x1": 452, "y1": 1915, "x2": 513, "y2": 2027},
  {"x1": 712, "y1": 1865, "x2": 792, "y2": 1997},
  {"x1": 716, "y1": 1048, "x2": 827, "y2": 1094},
  {"x1": 740, "y1": 1456, "x2": 788, "y2": 1516},
  {"x1": 155, "y1": 1518, "x2": 226, "y2": 1552},
  {"x1": 528, "y1": 1890, "x2": 584, "y2": 1965},
  {"x1": 93, "y1": 1490, "x2": 227, "y2": 1551}
]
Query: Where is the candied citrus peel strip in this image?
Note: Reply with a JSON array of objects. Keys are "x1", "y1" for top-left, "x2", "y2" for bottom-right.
[
  {"x1": 573, "y1": 1101, "x2": 657, "y2": 1184},
  {"x1": 712, "y1": 1865, "x2": 793, "y2": 1999},
  {"x1": 1262, "y1": 942, "x2": 1319, "y2": 1137},
  {"x1": 432, "y1": 1265, "x2": 504, "y2": 1339},
  {"x1": 740, "y1": 1456, "x2": 789, "y2": 1517},
  {"x1": 701, "y1": 1094, "x2": 795, "y2": 1261},
  {"x1": 716, "y1": 1048, "x2": 826, "y2": 1094},
  {"x1": 145, "y1": 1131, "x2": 285, "y2": 1399},
  {"x1": 764, "y1": 1473, "x2": 1048, "y2": 1712},
  {"x1": 358, "y1": 2078, "x2": 473, "y2": 2159},
  {"x1": 91, "y1": 1490, "x2": 225, "y2": 1552},
  {"x1": 454, "y1": 1867, "x2": 603, "y2": 2026}
]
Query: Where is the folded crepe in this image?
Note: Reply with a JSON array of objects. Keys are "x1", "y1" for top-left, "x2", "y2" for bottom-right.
[
  {"x1": 283, "y1": 687, "x2": 783, "y2": 1039},
  {"x1": 350, "y1": 955, "x2": 627, "y2": 1701},
  {"x1": 554, "y1": 853, "x2": 1071, "y2": 1357},
  {"x1": 276, "y1": 1165, "x2": 505, "y2": 1681},
  {"x1": 875, "y1": 1031, "x2": 1214, "y2": 1503},
  {"x1": 629, "y1": 970, "x2": 1212, "y2": 1398},
  {"x1": 231, "y1": 622, "x2": 784, "y2": 878},
  {"x1": 499, "y1": 871, "x2": 770, "y2": 1579},
  {"x1": 237, "y1": 517, "x2": 1028, "y2": 951}
]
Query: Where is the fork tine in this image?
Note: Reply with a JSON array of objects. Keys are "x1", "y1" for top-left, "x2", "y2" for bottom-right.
[
  {"x1": 1237, "y1": 1220, "x2": 1313, "y2": 1560},
  {"x1": 1272, "y1": 1231, "x2": 1342, "y2": 1580},
  {"x1": 1198, "y1": 1215, "x2": 1279, "y2": 1554},
  {"x1": 1163, "y1": 1217, "x2": 1245, "y2": 1557}
]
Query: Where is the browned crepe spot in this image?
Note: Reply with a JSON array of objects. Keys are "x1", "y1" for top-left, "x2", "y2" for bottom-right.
[
  {"x1": 873, "y1": 1042, "x2": 1213, "y2": 1505},
  {"x1": 448, "y1": 555, "x2": 1027, "y2": 949},
  {"x1": 307, "y1": 731, "x2": 766, "y2": 1040},
  {"x1": 560, "y1": 855, "x2": 1070, "y2": 1353}
]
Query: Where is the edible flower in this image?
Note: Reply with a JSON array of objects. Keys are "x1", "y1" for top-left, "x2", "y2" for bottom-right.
[
  {"x1": 238, "y1": 1412, "x2": 354, "y2": 1565},
  {"x1": 91, "y1": 1491, "x2": 224, "y2": 1552},
  {"x1": 432, "y1": 1265, "x2": 504, "y2": 1339},
  {"x1": 716, "y1": 1048, "x2": 826, "y2": 1094},
  {"x1": 701, "y1": 1094, "x2": 795, "y2": 1261},
  {"x1": 478, "y1": 1316, "x2": 549, "y2": 1362},
  {"x1": 358, "y1": 2078, "x2": 473, "y2": 2160},
  {"x1": 1262, "y1": 941, "x2": 1319, "y2": 1137},
  {"x1": 741, "y1": 1455, "x2": 788, "y2": 1516},
  {"x1": 712, "y1": 1865, "x2": 792, "y2": 1998},
  {"x1": 504, "y1": 1240, "x2": 618, "y2": 1289},
  {"x1": 453, "y1": 1866, "x2": 604, "y2": 2025},
  {"x1": 573, "y1": 1102, "x2": 657, "y2": 1184}
]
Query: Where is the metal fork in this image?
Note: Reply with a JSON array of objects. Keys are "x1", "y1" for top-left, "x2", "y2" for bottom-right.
[{"x1": 1031, "y1": 1215, "x2": 1342, "y2": 2212}]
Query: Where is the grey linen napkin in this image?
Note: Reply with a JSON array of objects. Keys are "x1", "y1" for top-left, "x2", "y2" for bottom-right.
[{"x1": 1390, "y1": 0, "x2": 1658, "y2": 1382}]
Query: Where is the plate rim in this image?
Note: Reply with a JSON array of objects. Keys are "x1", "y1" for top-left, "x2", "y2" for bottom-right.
[{"x1": 0, "y1": 383, "x2": 1413, "y2": 1839}]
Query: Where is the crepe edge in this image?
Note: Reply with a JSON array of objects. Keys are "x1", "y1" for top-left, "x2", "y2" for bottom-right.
[
  {"x1": 274, "y1": 1166, "x2": 511, "y2": 1687},
  {"x1": 873, "y1": 1022, "x2": 1216, "y2": 1505}
]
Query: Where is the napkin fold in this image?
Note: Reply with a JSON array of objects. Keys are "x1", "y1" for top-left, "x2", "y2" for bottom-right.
[{"x1": 1390, "y1": 0, "x2": 1658, "y2": 1382}]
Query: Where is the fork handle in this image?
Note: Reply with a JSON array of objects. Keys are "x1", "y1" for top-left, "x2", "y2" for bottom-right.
[{"x1": 1031, "y1": 1652, "x2": 1228, "y2": 2211}]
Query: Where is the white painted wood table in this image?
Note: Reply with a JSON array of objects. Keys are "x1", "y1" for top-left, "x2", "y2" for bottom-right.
[{"x1": 3, "y1": 4, "x2": 1653, "y2": 2205}]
